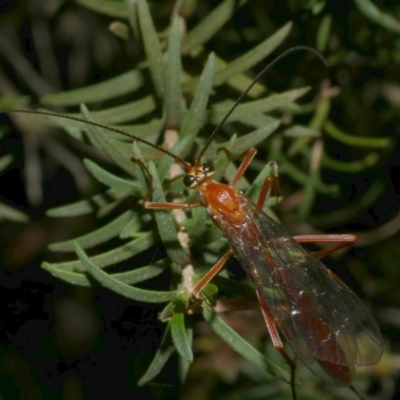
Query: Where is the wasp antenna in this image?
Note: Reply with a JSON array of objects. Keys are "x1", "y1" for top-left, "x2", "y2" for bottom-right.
[
  {"x1": 1, "y1": 108, "x2": 191, "y2": 170},
  {"x1": 195, "y1": 45, "x2": 328, "y2": 163}
]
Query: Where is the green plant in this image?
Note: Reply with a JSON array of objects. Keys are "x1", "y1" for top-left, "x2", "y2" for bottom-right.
[{"x1": 1, "y1": 1, "x2": 396, "y2": 399}]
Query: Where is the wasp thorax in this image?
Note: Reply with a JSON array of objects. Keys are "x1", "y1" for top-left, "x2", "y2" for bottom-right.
[{"x1": 183, "y1": 162, "x2": 215, "y2": 188}]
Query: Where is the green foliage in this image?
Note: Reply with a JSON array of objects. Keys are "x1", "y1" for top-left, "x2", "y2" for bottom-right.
[
  {"x1": 37, "y1": 1, "x2": 310, "y2": 389},
  {"x1": 1, "y1": 0, "x2": 399, "y2": 399}
]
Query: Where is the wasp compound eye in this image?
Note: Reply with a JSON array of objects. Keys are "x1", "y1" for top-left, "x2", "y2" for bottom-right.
[{"x1": 183, "y1": 174, "x2": 196, "y2": 187}]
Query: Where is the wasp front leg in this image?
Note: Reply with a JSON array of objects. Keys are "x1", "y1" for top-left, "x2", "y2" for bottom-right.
[{"x1": 130, "y1": 155, "x2": 202, "y2": 210}]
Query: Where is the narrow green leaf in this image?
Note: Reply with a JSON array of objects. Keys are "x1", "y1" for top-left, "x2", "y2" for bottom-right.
[
  {"x1": 75, "y1": 242, "x2": 177, "y2": 302},
  {"x1": 187, "y1": 207, "x2": 208, "y2": 238},
  {"x1": 205, "y1": 119, "x2": 280, "y2": 161},
  {"x1": 0, "y1": 154, "x2": 13, "y2": 171},
  {"x1": 41, "y1": 70, "x2": 145, "y2": 106},
  {"x1": 138, "y1": 324, "x2": 175, "y2": 386},
  {"x1": 283, "y1": 125, "x2": 320, "y2": 138},
  {"x1": 165, "y1": 17, "x2": 182, "y2": 129},
  {"x1": 80, "y1": 105, "x2": 137, "y2": 176},
  {"x1": 202, "y1": 301, "x2": 290, "y2": 383},
  {"x1": 136, "y1": 0, "x2": 165, "y2": 98},
  {"x1": 42, "y1": 263, "x2": 91, "y2": 286},
  {"x1": 316, "y1": 14, "x2": 332, "y2": 53},
  {"x1": 42, "y1": 262, "x2": 166, "y2": 287},
  {"x1": 46, "y1": 230, "x2": 158, "y2": 272},
  {"x1": 125, "y1": 0, "x2": 140, "y2": 41},
  {"x1": 308, "y1": 181, "x2": 385, "y2": 227},
  {"x1": 131, "y1": 140, "x2": 150, "y2": 193},
  {"x1": 115, "y1": 119, "x2": 163, "y2": 138},
  {"x1": 236, "y1": 113, "x2": 278, "y2": 130},
  {"x1": 178, "y1": 327, "x2": 193, "y2": 383},
  {"x1": 171, "y1": 303, "x2": 193, "y2": 362},
  {"x1": 0, "y1": 96, "x2": 30, "y2": 108},
  {"x1": 214, "y1": 55, "x2": 266, "y2": 97},
  {"x1": 212, "y1": 22, "x2": 292, "y2": 87},
  {"x1": 0, "y1": 202, "x2": 29, "y2": 223},
  {"x1": 324, "y1": 120, "x2": 390, "y2": 148},
  {"x1": 113, "y1": 262, "x2": 167, "y2": 285},
  {"x1": 96, "y1": 197, "x2": 127, "y2": 219},
  {"x1": 120, "y1": 212, "x2": 152, "y2": 239},
  {"x1": 148, "y1": 162, "x2": 191, "y2": 265},
  {"x1": 354, "y1": 0, "x2": 400, "y2": 34},
  {"x1": 322, "y1": 151, "x2": 379, "y2": 172},
  {"x1": 25, "y1": 112, "x2": 159, "y2": 143},
  {"x1": 73, "y1": 97, "x2": 156, "y2": 125},
  {"x1": 297, "y1": 148, "x2": 320, "y2": 220},
  {"x1": 84, "y1": 159, "x2": 144, "y2": 196},
  {"x1": 182, "y1": 54, "x2": 266, "y2": 98},
  {"x1": 46, "y1": 188, "x2": 128, "y2": 217},
  {"x1": 182, "y1": 0, "x2": 246, "y2": 54},
  {"x1": 277, "y1": 153, "x2": 339, "y2": 196},
  {"x1": 192, "y1": 225, "x2": 224, "y2": 247},
  {"x1": 181, "y1": 53, "x2": 215, "y2": 138},
  {"x1": 49, "y1": 210, "x2": 136, "y2": 252},
  {"x1": 208, "y1": 87, "x2": 310, "y2": 124},
  {"x1": 75, "y1": 0, "x2": 129, "y2": 19}
]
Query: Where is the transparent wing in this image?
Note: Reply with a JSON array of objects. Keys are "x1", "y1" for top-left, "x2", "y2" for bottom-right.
[{"x1": 218, "y1": 195, "x2": 382, "y2": 384}]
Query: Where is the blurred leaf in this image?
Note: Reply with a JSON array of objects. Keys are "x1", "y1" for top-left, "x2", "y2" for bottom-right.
[
  {"x1": 41, "y1": 70, "x2": 145, "y2": 106},
  {"x1": 0, "y1": 154, "x2": 13, "y2": 170},
  {"x1": 182, "y1": 0, "x2": 247, "y2": 54},
  {"x1": 0, "y1": 96, "x2": 30, "y2": 108},
  {"x1": 109, "y1": 21, "x2": 131, "y2": 41},
  {"x1": 136, "y1": 0, "x2": 165, "y2": 98},
  {"x1": 202, "y1": 300, "x2": 291, "y2": 383},
  {"x1": 283, "y1": 125, "x2": 320, "y2": 138},
  {"x1": 49, "y1": 210, "x2": 136, "y2": 252},
  {"x1": 213, "y1": 55, "x2": 267, "y2": 97},
  {"x1": 324, "y1": 120, "x2": 391, "y2": 148},
  {"x1": 205, "y1": 119, "x2": 280, "y2": 161},
  {"x1": 181, "y1": 53, "x2": 215, "y2": 138},
  {"x1": 322, "y1": 151, "x2": 379, "y2": 172},
  {"x1": 208, "y1": 87, "x2": 310, "y2": 124},
  {"x1": 46, "y1": 188, "x2": 128, "y2": 217},
  {"x1": 74, "y1": 97, "x2": 156, "y2": 125},
  {"x1": 75, "y1": 0, "x2": 129, "y2": 18},
  {"x1": 165, "y1": 17, "x2": 182, "y2": 129},
  {"x1": 354, "y1": 0, "x2": 400, "y2": 34},
  {"x1": 0, "y1": 202, "x2": 29, "y2": 223},
  {"x1": 316, "y1": 14, "x2": 332, "y2": 52},
  {"x1": 212, "y1": 22, "x2": 292, "y2": 87},
  {"x1": 309, "y1": 181, "x2": 386, "y2": 227}
]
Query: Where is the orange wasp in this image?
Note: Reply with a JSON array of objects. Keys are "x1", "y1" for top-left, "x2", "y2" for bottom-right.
[{"x1": 3, "y1": 47, "x2": 382, "y2": 399}]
